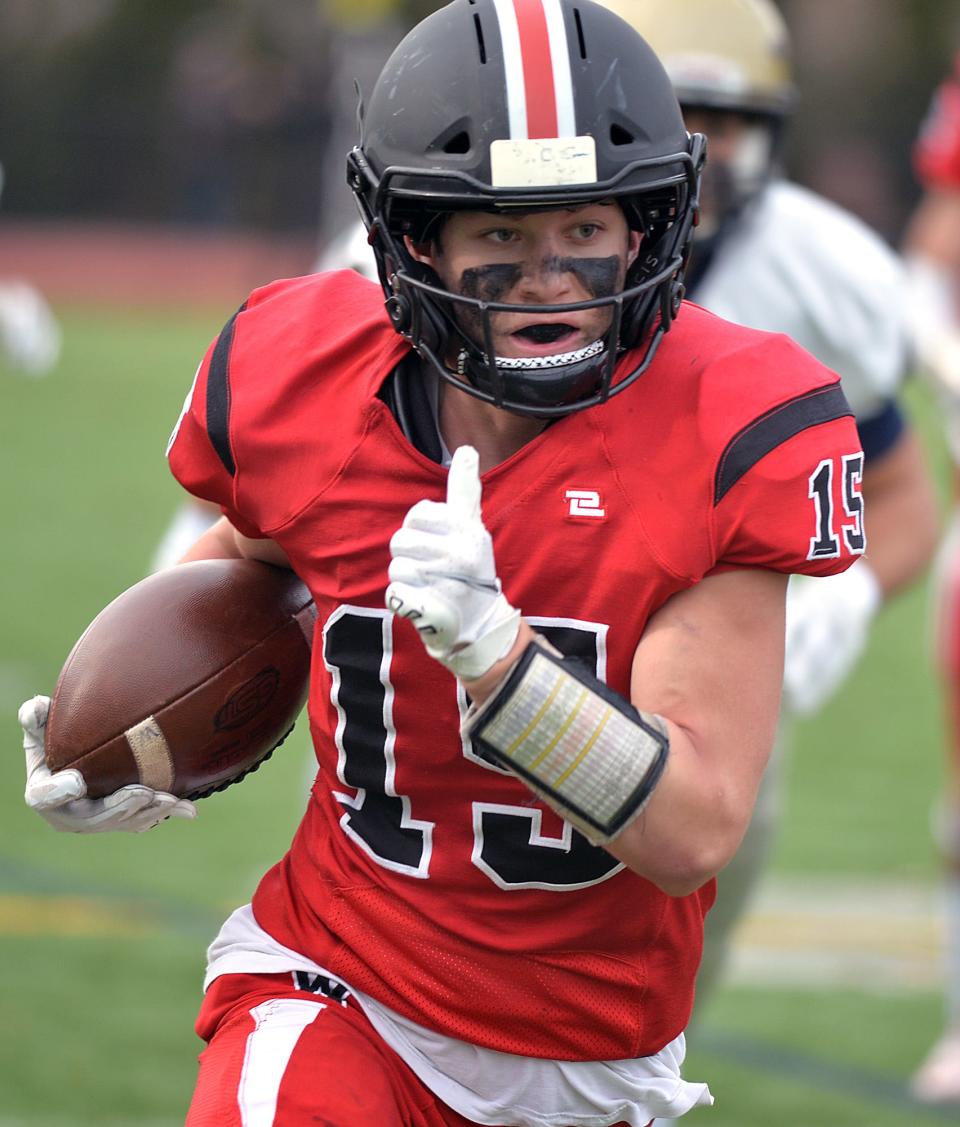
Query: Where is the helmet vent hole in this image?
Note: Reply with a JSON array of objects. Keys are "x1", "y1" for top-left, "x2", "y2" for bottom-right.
[
  {"x1": 473, "y1": 13, "x2": 487, "y2": 63},
  {"x1": 573, "y1": 8, "x2": 587, "y2": 59},
  {"x1": 429, "y1": 119, "x2": 474, "y2": 156},
  {"x1": 443, "y1": 131, "x2": 471, "y2": 155},
  {"x1": 610, "y1": 123, "x2": 635, "y2": 146}
]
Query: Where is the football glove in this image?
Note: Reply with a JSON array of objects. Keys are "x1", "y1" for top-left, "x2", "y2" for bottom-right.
[
  {"x1": 21, "y1": 695, "x2": 197, "y2": 833},
  {"x1": 386, "y1": 445, "x2": 521, "y2": 680},
  {"x1": 782, "y1": 562, "x2": 881, "y2": 716}
]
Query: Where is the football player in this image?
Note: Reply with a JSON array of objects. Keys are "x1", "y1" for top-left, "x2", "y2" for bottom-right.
[
  {"x1": 597, "y1": 0, "x2": 940, "y2": 1026},
  {"x1": 22, "y1": 2, "x2": 867, "y2": 1123},
  {"x1": 903, "y1": 50, "x2": 960, "y2": 1107}
]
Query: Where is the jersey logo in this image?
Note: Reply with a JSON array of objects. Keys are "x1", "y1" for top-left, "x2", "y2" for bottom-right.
[
  {"x1": 292, "y1": 971, "x2": 351, "y2": 1006},
  {"x1": 564, "y1": 489, "x2": 606, "y2": 521}
]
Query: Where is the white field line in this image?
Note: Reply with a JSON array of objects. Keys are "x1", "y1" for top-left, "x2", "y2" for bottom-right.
[{"x1": 724, "y1": 877, "x2": 944, "y2": 991}]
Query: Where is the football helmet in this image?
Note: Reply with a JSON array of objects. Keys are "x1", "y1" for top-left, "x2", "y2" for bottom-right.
[
  {"x1": 347, "y1": 0, "x2": 704, "y2": 418},
  {"x1": 597, "y1": 0, "x2": 794, "y2": 234},
  {"x1": 599, "y1": 0, "x2": 794, "y2": 117}
]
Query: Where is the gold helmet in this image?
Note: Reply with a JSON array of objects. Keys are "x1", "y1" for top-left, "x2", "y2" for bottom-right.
[{"x1": 597, "y1": 0, "x2": 795, "y2": 118}]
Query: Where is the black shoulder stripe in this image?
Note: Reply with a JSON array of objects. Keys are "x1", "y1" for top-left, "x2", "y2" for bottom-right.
[
  {"x1": 714, "y1": 383, "x2": 852, "y2": 505},
  {"x1": 206, "y1": 303, "x2": 246, "y2": 477}
]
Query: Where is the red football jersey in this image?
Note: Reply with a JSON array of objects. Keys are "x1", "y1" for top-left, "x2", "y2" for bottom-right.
[
  {"x1": 915, "y1": 54, "x2": 960, "y2": 189},
  {"x1": 168, "y1": 270, "x2": 864, "y2": 1061}
]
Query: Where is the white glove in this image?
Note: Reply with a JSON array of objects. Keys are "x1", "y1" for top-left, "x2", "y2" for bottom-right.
[
  {"x1": 22, "y1": 695, "x2": 197, "y2": 833},
  {"x1": 782, "y1": 562, "x2": 882, "y2": 716},
  {"x1": 386, "y1": 445, "x2": 521, "y2": 680}
]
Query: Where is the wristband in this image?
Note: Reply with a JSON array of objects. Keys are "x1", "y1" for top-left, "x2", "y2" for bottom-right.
[{"x1": 463, "y1": 638, "x2": 669, "y2": 843}]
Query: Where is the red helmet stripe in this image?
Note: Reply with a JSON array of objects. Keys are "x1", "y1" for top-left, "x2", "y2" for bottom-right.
[
  {"x1": 493, "y1": 0, "x2": 576, "y2": 139},
  {"x1": 513, "y1": 0, "x2": 559, "y2": 138}
]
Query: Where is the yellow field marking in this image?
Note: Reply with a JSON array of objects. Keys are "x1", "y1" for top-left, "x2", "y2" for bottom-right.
[
  {"x1": 724, "y1": 878, "x2": 945, "y2": 990},
  {"x1": 0, "y1": 895, "x2": 153, "y2": 937}
]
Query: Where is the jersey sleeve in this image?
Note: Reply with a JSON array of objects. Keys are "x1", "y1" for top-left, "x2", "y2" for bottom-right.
[
  {"x1": 165, "y1": 304, "x2": 265, "y2": 540},
  {"x1": 710, "y1": 368, "x2": 866, "y2": 579},
  {"x1": 914, "y1": 55, "x2": 960, "y2": 189}
]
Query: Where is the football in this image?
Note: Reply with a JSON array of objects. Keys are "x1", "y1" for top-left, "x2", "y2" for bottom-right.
[{"x1": 45, "y1": 559, "x2": 315, "y2": 800}]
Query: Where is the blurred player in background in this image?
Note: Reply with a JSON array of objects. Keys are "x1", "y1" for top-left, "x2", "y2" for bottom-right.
[
  {"x1": 597, "y1": 0, "x2": 940, "y2": 1024},
  {"x1": 0, "y1": 161, "x2": 60, "y2": 377},
  {"x1": 903, "y1": 49, "x2": 960, "y2": 1107},
  {"x1": 23, "y1": 1, "x2": 870, "y2": 1121}
]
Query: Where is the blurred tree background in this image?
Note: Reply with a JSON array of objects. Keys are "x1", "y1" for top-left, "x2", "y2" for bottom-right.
[
  {"x1": 0, "y1": 0, "x2": 958, "y2": 248},
  {"x1": 781, "y1": 0, "x2": 960, "y2": 242}
]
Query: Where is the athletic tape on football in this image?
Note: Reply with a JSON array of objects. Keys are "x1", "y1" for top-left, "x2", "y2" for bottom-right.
[
  {"x1": 124, "y1": 716, "x2": 175, "y2": 792},
  {"x1": 462, "y1": 639, "x2": 669, "y2": 843}
]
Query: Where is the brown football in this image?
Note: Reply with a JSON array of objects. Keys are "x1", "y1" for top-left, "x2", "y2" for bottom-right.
[{"x1": 45, "y1": 559, "x2": 316, "y2": 800}]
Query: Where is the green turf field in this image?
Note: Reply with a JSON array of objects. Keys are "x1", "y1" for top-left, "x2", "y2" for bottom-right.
[{"x1": 1, "y1": 305, "x2": 954, "y2": 1124}]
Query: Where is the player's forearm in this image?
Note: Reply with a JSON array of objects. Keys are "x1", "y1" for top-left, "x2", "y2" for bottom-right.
[
  {"x1": 604, "y1": 570, "x2": 784, "y2": 893},
  {"x1": 177, "y1": 515, "x2": 292, "y2": 569},
  {"x1": 462, "y1": 623, "x2": 773, "y2": 898}
]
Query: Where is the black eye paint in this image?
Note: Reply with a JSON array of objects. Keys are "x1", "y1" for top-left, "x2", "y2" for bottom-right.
[
  {"x1": 459, "y1": 256, "x2": 622, "y2": 302},
  {"x1": 451, "y1": 255, "x2": 623, "y2": 350},
  {"x1": 540, "y1": 256, "x2": 621, "y2": 297},
  {"x1": 459, "y1": 263, "x2": 524, "y2": 302}
]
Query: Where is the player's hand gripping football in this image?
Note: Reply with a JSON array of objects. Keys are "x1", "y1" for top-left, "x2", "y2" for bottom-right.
[
  {"x1": 386, "y1": 445, "x2": 521, "y2": 681},
  {"x1": 21, "y1": 695, "x2": 197, "y2": 832}
]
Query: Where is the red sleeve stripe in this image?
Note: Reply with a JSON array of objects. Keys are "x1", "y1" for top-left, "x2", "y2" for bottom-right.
[{"x1": 492, "y1": 0, "x2": 577, "y2": 139}]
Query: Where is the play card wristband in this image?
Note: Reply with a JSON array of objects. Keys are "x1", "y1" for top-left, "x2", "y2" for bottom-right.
[{"x1": 462, "y1": 636, "x2": 670, "y2": 844}]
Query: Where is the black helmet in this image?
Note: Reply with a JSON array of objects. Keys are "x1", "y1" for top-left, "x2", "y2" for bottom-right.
[{"x1": 347, "y1": 0, "x2": 705, "y2": 418}]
